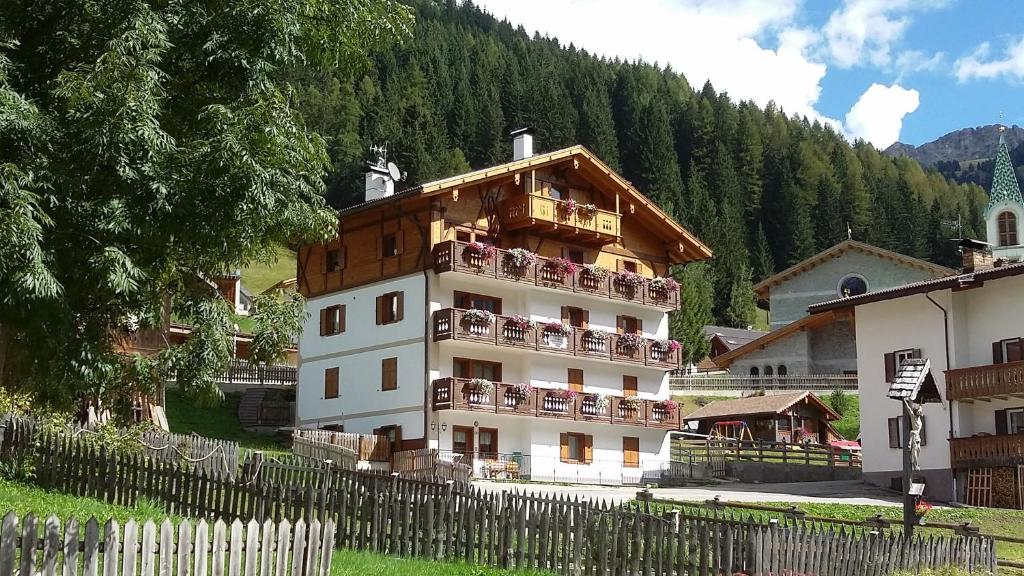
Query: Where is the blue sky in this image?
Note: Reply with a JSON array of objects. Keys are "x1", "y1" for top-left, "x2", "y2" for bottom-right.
[{"x1": 476, "y1": 0, "x2": 1024, "y2": 147}]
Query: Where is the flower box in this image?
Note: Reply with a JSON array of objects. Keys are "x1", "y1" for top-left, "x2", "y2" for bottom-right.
[
  {"x1": 617, "y1": 333, "x2": 645, "y2": 351},
  {"x1": 542, "y1": 321, "x2": 573, "y2": 337},
  {"x1": 651, "y1": 339, "x2": 681, "y2": 353},
  {"x1": 463, "y1": 241, "x2": 496, "y2": 263},
  {"x1": 543, "y1": 257, "x2": 578, "y2": 278},
  {"x1": 649, "y1": 276, "x2": 680, "y2": 292},
  {"x1": 502, "y1": 248, "x2": 537, "y2": 278},
  {"x1": 580, "y1": 264, "x2": 609, "y2": 283},
  {"x1": 616, "y1": 271, "x2": 646, "y2": 289},
  {"x1": 505, "y1": 314, "x2": 535, "y2": 331},
  {"x1": 462, "y1": 308, "x2": 495, "y2": 326},
  {"x1": 622, "y1": 396, "x2": 642, "y2": 411},
  {"x1": 469, "y1": 378, "x2": 494, "y2": 395},
  {"x1": 548, "y1": 389, "x2": 578, "y2": 401}
]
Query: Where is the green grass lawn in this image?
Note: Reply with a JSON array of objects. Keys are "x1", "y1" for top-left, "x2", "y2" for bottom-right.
[
  {"x1": 165, "y1": 389, "x2": 288, "y2": 455},
  {"x1": 241, "y1": 245, "x2": 297, "y2": 295},
  {"x1": 754, "y1": 307, "x2": 770, "y2": 331},
  {"x1": 330, "y1": 549, "x2": 555, "y2": 576}
]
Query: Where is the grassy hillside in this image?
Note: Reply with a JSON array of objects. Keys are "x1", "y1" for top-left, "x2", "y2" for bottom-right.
[
  {"x1": 241, "y1": 245, "x2": 297, "y2": 294},
  {"x1": 165, "y1": 390, "x2": 288, "y2": 454}
]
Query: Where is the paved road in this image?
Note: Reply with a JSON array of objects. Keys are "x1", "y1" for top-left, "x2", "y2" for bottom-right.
[{"x1": 473, "y1": 480, "x2": 901, "y2": 507}]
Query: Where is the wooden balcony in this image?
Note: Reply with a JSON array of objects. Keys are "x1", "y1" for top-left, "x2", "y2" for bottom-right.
[
  {"x1": 431, "y1": 308, "x2": 681, "y2": 369},
  {"x1": 431, "y1": 377, "x2": 682, "y2": 430},
  {"x1": 500, "y1": 193, "x2": 620, "y2": 244},
  {"x1": 432, "y1": 240, "x2": 679, "y2": 310},
  {"x1": 949, "y1": 434, "x2": 1024, "y2": 469},
  {"x1": 945, "y1": 360, "x2": 1024, "y2": 402}
]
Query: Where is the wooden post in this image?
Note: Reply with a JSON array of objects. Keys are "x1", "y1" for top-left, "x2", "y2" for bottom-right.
[{"x1": 901, "y1": 400, "x2": 915, "y2": 539}]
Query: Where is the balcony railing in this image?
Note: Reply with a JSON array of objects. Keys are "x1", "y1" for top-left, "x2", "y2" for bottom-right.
[
  {"x1": 500, "y1": 193, "x2": 620, "y2": 241},
  {"x1": 432, "y1": 308, "x2": 681, "y2": 369},
  {"x1": 670, "y1": 374, "x2": 859, "y2": 392},
  {"x1": 946, "y1": 360, "x2": 1024, "y2": 401},
  {"x1": 431, "y1": 377, "x2": 682, "y2": 429},
  {"x1": 433, "y1": 240, "x2": 679, "y2": 310},
  {"x1": 949, "y1": 434, "x2": 1024, "y2": 469}
]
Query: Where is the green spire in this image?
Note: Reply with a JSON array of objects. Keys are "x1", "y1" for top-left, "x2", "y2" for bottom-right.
[{"x1": 988, "y1": 128, "x2": 1023, "y2": 209}]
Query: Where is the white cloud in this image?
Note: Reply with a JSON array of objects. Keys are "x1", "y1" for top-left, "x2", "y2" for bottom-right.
[
  {"x1": 822, "y1": 0, "x2": 948, "y2": 69},
  {"x1": 844, "y1": 83, "x2": 920, "y2": 147},
  {"x1": 893, "y1": 50, "x2": 945, "y2": 76},
  {"x1": 475, "y1": 0, "x2": 836, "y2": 126},
  {"x1": 954, "y1": 36, "x2": 1024, "y2": 83}
]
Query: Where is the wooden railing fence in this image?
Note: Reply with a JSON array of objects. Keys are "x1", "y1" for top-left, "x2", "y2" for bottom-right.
[
  {"x1": 391, "y1": 448, "x2": 472, "y2": 485},
  {"x1": 138, "y1": 429, "x2": 240, "y2": 479},
  {"x1": 670, "y1": 374, "x2": 859, "y2": 392},
  {"x1": 291, "y1": 429, "x2": 391, "y2": 462},
  {"x1": 674, "y1": 439, "x2": 862, "y2": 470},
  {"x1": 291, "y1": 435, "x2": 358, "y2": 470},
  {"x1": 0, "y1": 513, "x2": 333, "y2": 576}
]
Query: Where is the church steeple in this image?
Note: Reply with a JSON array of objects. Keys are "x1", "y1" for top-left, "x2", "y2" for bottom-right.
[{"x1": 987, "y1": 125, "x2": 1023, "y2": 210}]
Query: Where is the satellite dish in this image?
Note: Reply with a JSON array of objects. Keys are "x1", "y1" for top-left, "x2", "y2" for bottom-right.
[{"x1": 387, "y1": 162, "x2": 402, "y2": 181}]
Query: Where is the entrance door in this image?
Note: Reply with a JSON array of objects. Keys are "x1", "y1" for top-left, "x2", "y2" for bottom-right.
[{"x1": 452, "y1": 426, "x2": 474, "y2": 460}]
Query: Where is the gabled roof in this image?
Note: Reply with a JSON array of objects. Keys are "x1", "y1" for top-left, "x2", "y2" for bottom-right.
[
  {"x1": 703, "y1": 325, "x2": 768, "y2": 352},
  {"x1": 807, "y1": 261, "x2": 1024, "y2": 314},
  {"x1": 987, "y1": 129, "x2": 1023, "y2": 212},
  {"x1": 887, "y1": 358, "x2": 942, "y2": 403},
  {"x1": 711, "y1": 308, "x2": 850, "y2": 369},
  {"x1": 752, "y1": 240, "x2": 954, "y2": 300},
  {"x1": 685, "y1": 391, "x2": 840, "y2": 422},
  {"x1": 340, "y1": 145, "x2": 713, "y2": 263}
]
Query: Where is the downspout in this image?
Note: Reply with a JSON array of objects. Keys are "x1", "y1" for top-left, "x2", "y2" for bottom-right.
[
  {"x1": 423, "y1": 267, "x2": 431, "y2": 449},
  {"x1": 924, "y1": 291, "x2": 955, "y2": 501}
]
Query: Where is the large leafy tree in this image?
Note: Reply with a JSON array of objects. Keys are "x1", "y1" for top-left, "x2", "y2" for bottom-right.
[{"x1": 0, "y1": 0, "x2": 412, "y2": 409}]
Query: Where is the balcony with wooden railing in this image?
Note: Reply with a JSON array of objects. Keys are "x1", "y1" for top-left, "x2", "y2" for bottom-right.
[
  {"x1": 949, "y1": 433, "x2": 1024, "y2": 469},
  {"x1": 500, "y1": 193, "x2": 620, "y2": 244},
  {"x1": 945, "y1": 360, "x2": 1024, "y2": 402},
  {"x1": 431, "y1": 377, "x2": 681, "y2": 430},
  {"x1": 431, "y1": 308, "x2": 681, "y2": 369},
  {"x1": 432, "y1": 240, "x2": 679, "y2": 310}
]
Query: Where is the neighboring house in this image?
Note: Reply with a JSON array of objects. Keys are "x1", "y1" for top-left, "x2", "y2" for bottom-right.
[
  {"x1": 704, "y1": 325, "x2": 767, "y2": 360},
  {"x1": 684, "y1": 391, "x2": 841, "y2": 444},
  {"x1": 985, "y1": 127, "x2": 1024, "y2": 262},
  {"x1": 714, "y1": 240, "x2": 953, "y2": 382},
  {"x1": 294, "y1": 131, "x2": 712, "y2": 483},
  {"x1": 807, "y1": 244, "x2": 1024, "y2": 506}
]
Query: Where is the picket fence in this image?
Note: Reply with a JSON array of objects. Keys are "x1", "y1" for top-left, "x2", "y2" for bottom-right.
[
  {"x1": 0, "y1": 414, "x2": 998, "y2": 575},
  {"x1": 290, "y1": 435, "x2": 357, "y2": 470},
  {"x1": 138, "y1": 429, "x2": 240, "y2": 479},
  {"x1": 0, "y1": 513, "x2": 333, "y2": 576}
]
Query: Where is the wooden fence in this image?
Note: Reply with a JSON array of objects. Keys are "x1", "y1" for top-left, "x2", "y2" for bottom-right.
[
  {"x1": 670, "y1": 374, "x2": 859, "y2": 392},
  {"x1": 0, "y1": 513, "x2": 333, "y2": 576},
  {"x1": 391, "y1": 448, "x2": 472, "y2": 485},
  {"x1": 291, "y1": 435, "x2": 357, "y2": 470},
  {"x1": 291, "y1": 429, "x2": 390, "y2": 463},
  {"x1": 675, "y1": 439, "x2": 862, "y2": 472},
  {"x1": 138, "y1": 429, "x2": 240, "y2": 479}
]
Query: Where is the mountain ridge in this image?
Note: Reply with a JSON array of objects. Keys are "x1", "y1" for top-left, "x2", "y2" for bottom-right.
[{"x1": 884, "y1": 124, "x2": 1024, "y2": 166}]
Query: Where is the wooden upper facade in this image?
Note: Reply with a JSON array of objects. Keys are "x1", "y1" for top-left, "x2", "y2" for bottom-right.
[{"x1": 297, "y1": 146, "x2": 712, "y2": 299}]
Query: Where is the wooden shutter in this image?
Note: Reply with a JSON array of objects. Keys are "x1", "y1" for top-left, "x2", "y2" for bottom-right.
[
  {"x1": 581, "y1": 310, "x2": 590, "y2": 329},
  {"x1": 560, "y1": 433, "x2": 569, "y2": 463},
  {"x1": 993, "y1": 341, "x2": 1005, "y2": 364},
  {"x1": 568, "y1": 368, "x2": 584, "y2": 393},
  {"x1": 376, "y1": 237, "x2": 383, "y2": 260},
  {"x1": 995, "y1": 409, "x2": 1008, "y2": 435},
  {"x1": 375, "y1": 296, "x2": 383, "y2": 325},
  {"x1": 319, "y1": 308, "x2": 329, "y2": 336},
  {"x1": 623, "y1": 375, "x2": 638, "y2": 396},
  {"x1": 616, "y1": 259, "x2": 625, "y2": 273},
  {"x1": 395, "y1": 230, "x2": 405, "y2": 255},
  {"x1": 395, "y1": 292, "x2": 405, "y2": 321},
  {"x1": 337, "y1": 305, "x2": 346, "y2": 333},
  {"x1": 324, "y1": 367, "x2": 339, "y2": 399},
  {"x1": 887, "y1": 417, "x2": 900, "y2": 449},
  {"x1": 583, "y1": 435, "x2": 593, "y2": 464},
  {"x1": 623, "y1": 437, "x2": 640, "y2": 468},
  {"x1": 883, "y1": 353, "x2": 896, "y2": 382},
  {"x1": 636, "y1": 318, "x2": 643, "y2": 335},
  {"x1": 616, "y1": 315, "x2": 624, "y2": 335},
  {"x1": 561, "y1": 306, "x2": 569, "y2": 325},
  {"x1": 382, "y1": 357, "x2": 397, "y2": 391}
]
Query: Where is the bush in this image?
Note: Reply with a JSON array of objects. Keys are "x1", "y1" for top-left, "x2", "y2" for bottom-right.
[{"x1": 830, "y1": 388, "x2": 850, "y2": 416}]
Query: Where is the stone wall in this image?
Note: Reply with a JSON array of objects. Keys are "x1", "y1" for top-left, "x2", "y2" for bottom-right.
[{"x1": 726, "y1": 461, "x2": 863, "y2": 483}]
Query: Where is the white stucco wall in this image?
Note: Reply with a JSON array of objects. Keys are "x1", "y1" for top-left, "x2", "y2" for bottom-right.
[
  {"x1": 297, "y1": 274, "x2": 427, "y2": 432},
  {"x1": 986, "y1": 200, "x2": 1024, "y2": 261},
  {"x1": 854, "y1": 291, "x2": 953, "y2": 476}
]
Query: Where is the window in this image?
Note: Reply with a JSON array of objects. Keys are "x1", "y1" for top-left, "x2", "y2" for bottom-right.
[
  {"x1": 455, "y1": 291, "x2": 502, "y2": 314},
  {"x1": 456, "y1": 230, "x2": 472, "y2": 243},
  {"x1": 617, "y1": 315, "x2": 642, "y2": 335},
  {"x1": 998, "y1": 212, "x2": 1018, "y2": 247},
  {"x1": 560, "y1": 432, "x2": 592, "y2": 464},
  {"x1": 563, "y1": 306, "x2": 589, "y2": 329},
  {"x1": 883, "y1": 349, "x2": 921, "y2": 382},
  {"x1": 619, "y1": 260, "x2": 638, "y2": 273},
  {"x1": 888, "y1": 415, "x2": 928, "y2": 448},
  {"x1": 568, "y1": 368, "x2": 584, "y2": 393},
  {"x1": 764, "y1": 365, "x2": 774, "y2": 378},
  {"x1": 777, "y1": 365, "x2": 788, "y2": 378},
  {"x1": 993, "y1": 338, "x2": 1023, "y2": 364},
  {"x1": 838, "y1": 274, "x2": 868, "y2": 298},
  {"x1": 749, "y1": 367, "x2": 760, "y2": 377},
  {"x1": 324, "y1": 367, "x2": 339, "y2": 399},
  {"x1": 453, "y1": 426, "x2": 474, "y2": 458},
  {"x1": 376, "y1": 291, "x2": 404, "y2": 325},
  {"x1": 623, "y1": 437, "x2": 640, "y2": 468},
  {"x1": 996, "y1": 408, "x2": 1024, "y2": 435},
  {"x1": 478, "y1": 428, "x2": 499, "y2": 458},
  {"x1": 454, "y1": 358, "x2": 501, "y2": 381},
  {"x1": 382, "y1": 234, "x2": 399, "y2": 258},
  {"x1": 381, "y1": 357, "x2": 397, "y2": 391},
  {"x1": 325, "y1": 248, "x2": 344, "y2": 273},
  {"x1": 622, "y1": 375, "x2": 638, "y2": 396},
  {"x1": 566, "y1": 249, "x2": 585, "y2": 265},
  {"x1": 319, "y1": 304, "x2": 345, "y2": 336}
]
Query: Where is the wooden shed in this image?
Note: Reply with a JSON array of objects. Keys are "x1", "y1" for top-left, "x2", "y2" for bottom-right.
[{"x1": 684, "y1": 391, "x2": 843, "y2": 444}]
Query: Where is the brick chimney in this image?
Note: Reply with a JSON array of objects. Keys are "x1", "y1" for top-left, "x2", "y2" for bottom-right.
[{"x1": 959, "y1": 239, "x2": 994, "y2": 273}]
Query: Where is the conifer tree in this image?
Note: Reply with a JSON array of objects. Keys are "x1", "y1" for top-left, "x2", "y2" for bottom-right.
[{"x1": 672, "y1": 262, "x2": 714, "y2": 368}]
